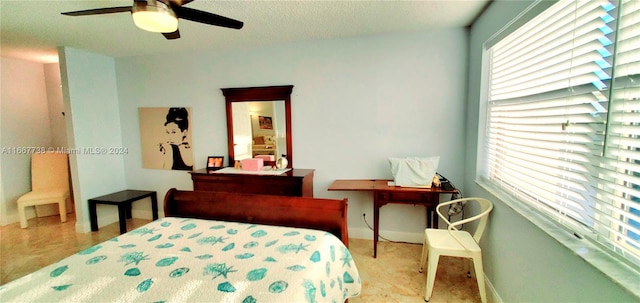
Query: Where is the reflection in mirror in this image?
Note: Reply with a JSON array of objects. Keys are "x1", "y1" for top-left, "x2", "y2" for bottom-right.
[
  {"x1": 231, "y1": 101, "x2": 286, "y2": 161},
  {"x1": 222, "y1": 86, "x2": 293, "y2": 168}
]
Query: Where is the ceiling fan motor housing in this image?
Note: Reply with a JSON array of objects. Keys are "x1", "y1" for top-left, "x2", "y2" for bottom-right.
[{"x1": 132, "y1": 0, "x2": 178, "y2": 33}]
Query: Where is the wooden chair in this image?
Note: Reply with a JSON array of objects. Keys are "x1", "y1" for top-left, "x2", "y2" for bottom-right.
[{"x1": 17, "y1": 152, "x2": 70, "y2": 228}]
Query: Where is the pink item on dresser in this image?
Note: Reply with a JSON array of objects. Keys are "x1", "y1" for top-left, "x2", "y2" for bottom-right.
[
  {"x1": 241, "y1": 158, "x2": 264, "y2": 171},
  {"x1": 254, "y1": 155, "x2": 275, "y2": 161}
]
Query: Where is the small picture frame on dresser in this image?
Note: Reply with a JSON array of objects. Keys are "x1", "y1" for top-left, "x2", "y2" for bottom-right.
[{"x1": 206, "y1": 156, "x2": 224, "y2": 172}]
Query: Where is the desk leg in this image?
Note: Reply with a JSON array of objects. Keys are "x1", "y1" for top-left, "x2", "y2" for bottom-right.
[
  {"x1": 373, "y1": 194, "x2": 381, "y2": 258},
  {"x1": 151, "y1": 193, "x2": 159, "y2": 220},
  {"x1": 432, "y1": 195, "x2": 440, "y2": 229},
  {"x1": 89, "y1": 201, "x2": 98, "y2": 231},
  {"x1": 117, "y1": 205, "x2": 128, "y2": 234}
]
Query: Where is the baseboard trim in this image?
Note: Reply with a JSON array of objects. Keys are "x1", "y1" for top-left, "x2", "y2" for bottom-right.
[{"x1": 348, "y1": 227, "x2": 423, "y2": 243}]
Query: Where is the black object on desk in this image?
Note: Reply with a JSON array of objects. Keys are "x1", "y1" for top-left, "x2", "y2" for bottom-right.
[{"x1": 88, "y1": 190, "x2": 158, "y2": 234}]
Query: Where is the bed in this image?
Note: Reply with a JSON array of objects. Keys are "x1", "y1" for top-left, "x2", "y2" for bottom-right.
[{"x1": 0, "y1": 189, "x2": 361, "y2": 303}]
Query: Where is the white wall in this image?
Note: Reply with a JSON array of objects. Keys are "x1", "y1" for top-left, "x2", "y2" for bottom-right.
[
  {"x1": 0, "y1": 57, "x2": 51, "y2": 224},
  {"x1": 114, "y1": 29, "x2": 469, "y2": 242},
  {"x1": 58, "y1": 47, "x2": 127, "y2": 232},
  {"x1": 465, "y1": 1, "x2": 638, "y2": 302}
]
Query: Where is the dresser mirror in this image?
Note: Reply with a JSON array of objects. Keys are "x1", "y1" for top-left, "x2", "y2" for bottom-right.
[{"x1": 222, "y1": 85, "x2": 293, "y2": 168}]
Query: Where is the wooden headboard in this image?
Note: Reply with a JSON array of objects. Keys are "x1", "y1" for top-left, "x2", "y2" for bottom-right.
[{"x1": 164, "y1": 188, "x2": 349, "y2": 245}]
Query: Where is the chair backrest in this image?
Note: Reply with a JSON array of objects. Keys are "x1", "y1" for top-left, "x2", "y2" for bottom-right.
[
  {"x1": 31, "y1": 152, "x2": 69, "y2": 191},
  {"x1": 435, "y1": 197, "x2": 494, "y2": 250}
]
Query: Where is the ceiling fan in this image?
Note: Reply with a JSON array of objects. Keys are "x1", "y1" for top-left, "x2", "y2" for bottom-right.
[{"x1": 61, "y1": 0, "x2": 243, "y2": 40}]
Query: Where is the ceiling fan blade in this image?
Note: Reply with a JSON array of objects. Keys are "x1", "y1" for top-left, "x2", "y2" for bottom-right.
[
  {"x1": 173, "y1": 6, "x2": 243, "y2": 29},
  {"x1": 61, "y1": 6, "x2": 133, "y2": 16},
  {"x1": 163, "y1": 30, "x2": 181, "y2": 40},
  {"x1": 169, "y1": 0, "x2": 195, "y2": 6}
]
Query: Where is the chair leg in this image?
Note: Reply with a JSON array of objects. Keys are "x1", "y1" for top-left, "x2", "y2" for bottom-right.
[
  {"x1": 472, "y1": 255, "x2": 487, "y2": 303},
  {"x1": 419, "y1": 236, "x2": 428, "y2": 273},
  {"x1": 424, "y1": 251, "x2": 439, "y2": 302},
  {"x1": 18, "y1": 204, "x2": 28, "y2": 228}
]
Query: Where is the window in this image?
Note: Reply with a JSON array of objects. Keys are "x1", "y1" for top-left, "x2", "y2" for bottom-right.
[{"x1": 481, "y1": 0, "x2": 640, "y2": 269}]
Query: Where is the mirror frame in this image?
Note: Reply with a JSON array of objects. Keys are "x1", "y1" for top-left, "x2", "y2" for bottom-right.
[{"x1": 222, "y1": 85, "x2": 294, "y2": 168}]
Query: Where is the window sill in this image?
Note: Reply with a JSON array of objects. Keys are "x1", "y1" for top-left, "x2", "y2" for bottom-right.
[{"x1": 476, "y1": 179, "x2": 640, "y2": 300}]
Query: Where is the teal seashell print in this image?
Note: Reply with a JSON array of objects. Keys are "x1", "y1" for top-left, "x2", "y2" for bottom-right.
[
  {"x1": 169, "y1": 267, "x2": 189, "y2": 278},
  {"x1": 326, "y1": 261, "x2": 331, "y2": 276},
  {"x1": 168, "y1": 233, "x2": 183, "y2": 240},
  {"x1": 250, "y1": 230, "x2": 267, "y2": 237},
  {"x1": 181, "y1": 223, "x2": 197, "y2": 230},
  {"x1": 247, "y1": 224, "x2": 258, "y2": 229},
  {"x1": 303, "y1": 280, "x2": 316, "y2": 303},
  {"x1": 124, "y1": 268, "x2": 141, "y2": 276},
  {"x1": 243, "y1": 241, "x2": 258, "y2": 249},
  {"x1": 147, "y1": 234, "x2": 162, "y2": 242},
  {"x1": 155, "y1": 243, "x2": 174, "y2": 249},
  {"x1": 120, "y1": 251, "x2": 150, "y2": 265},
  {"x1": 136, "y1": 278, "x2": 153, "y2": 292},
  {"x1": 264, "y1": 257, "x2": 277, "y2": 262},
  {"x1": 86, "y1": 255, "x2": 107, "y2": 265},
  {"x1": 210, "y1": 224, "x2": 225, "y2": 229},
  {"x1": 160, "y1": 221, "x2": 171, "y2": 227},
  {"x1": 235, "y1": 253, "x2": 254, "y2": 259},
  {"x1": 188, "y1": 232, "x2": 202, "y2": 239},
  {"x1": 49, "y1": 265, "x2": 69, "y2": 278},
  {"x1": 310, "y1": 251, "x2": 321, "y2": 262},
  {"x1": 330, "y1": 245, "x2": 335, "y2": 262},
  {"x1": 204, "y1": 263, "x2": 237, "y2": 279},
  {"x1": 242, "y1": 296, "x2": 257, "y2": 303},
  {"x1": 321, "y1": 280, "x2": 326, "y2": 297},
  {"x1": 50, "y1": 265, "x2": 68, "y2": 277},
  {"x1": 130, "y1": 227, "x2": 156, "y2": 236},
  {"x1": 155, "y1": 257, "x2": 178, "y2": 267},
  {"x1": 217, "y1": 282, "x2": 236, "y2": 292},
  {"x1": 78, "y1": 245, "x2": 101, "y2": 255},
  {"x1": 109, "y1": 238, "x2": 119, "y2": 242},
  {"x1": 286, "y1": 265, "x2": 306, "y2": 271},
  {"x1": 268, "y1": 280, "x2": 288, "y2": 293},
  {"x1": 51, "y1": 284, "x2": 72, "y2": 291},
  {"x1": 197, "y1": 236, "x2": 226, "y2": 245},
  {"x1": 246, "y1": 268, "x2": 267, "y2": 281},
  {"x1": 119, "y1": 244, "x2": 136, "y2": 249},
  {"x1": 343, "y1": 272, "x2": 354, "y2": 283},
  {"x1": 222, "y1": 243, "x2": 235, "y2": 251},
  {"x1": 195, "y1": 254, "x2": 213, "y2": 259},
  {"x1": 265, "y1": 239, "x2": 278, "y2": 247},
  {"x1": 227, "y1": 229, "x2": 238, "y2": 235},
  {"x1": 277, "y1": 243, "x2": 309, "y2": 254},
  {"x1": 181, "y1": 247, "x2": 191, "y2": 252},
  {"x1": 283, "y1": 231, "x2": 300, "y2": 236},
  {"x1": 340, "y1": 247, "x2": 353, "y2": 267},
  {"x1": 304, "y1": 234, "x2": 317, "y2": 241}
]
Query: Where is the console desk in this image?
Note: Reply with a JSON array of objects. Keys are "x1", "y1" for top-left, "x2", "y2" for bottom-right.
[
  {"x1": 328, "y1": 179, "x2": 457, "y2": 257},
  {"x1": 190, "y1": 168, "x2": 314, "y2": 197}
]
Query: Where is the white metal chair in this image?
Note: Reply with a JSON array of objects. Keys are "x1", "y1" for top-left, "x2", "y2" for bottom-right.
[
  {"x1": 17, "y1": 152, "x2": 70, "y2": 228},
  {"x1": 419, "y1": 197, "x2": 493, "y2": 303}
]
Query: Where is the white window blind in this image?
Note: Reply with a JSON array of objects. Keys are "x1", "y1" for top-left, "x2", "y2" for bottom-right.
[{"x1": 484, "y1": 0, "x2": 640, "y2": 268}]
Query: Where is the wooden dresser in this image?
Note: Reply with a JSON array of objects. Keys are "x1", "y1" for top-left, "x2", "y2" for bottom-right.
[{"x1": 190, "y1": 168, "x2": 315, "y2": 197}]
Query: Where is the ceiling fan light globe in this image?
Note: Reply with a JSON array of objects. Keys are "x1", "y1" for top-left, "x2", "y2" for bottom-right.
[{"x1": 132, "y1": 1, "x2": 178, "y2": 33}]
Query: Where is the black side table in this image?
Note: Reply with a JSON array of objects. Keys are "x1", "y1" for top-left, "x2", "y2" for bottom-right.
[{"x1": 88, "y1": 190, "x2": 158, "y2": 234}]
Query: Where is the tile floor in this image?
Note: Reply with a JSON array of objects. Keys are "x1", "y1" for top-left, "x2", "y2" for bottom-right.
[{"x1": 1, "y1": 214, "x2": 483, "y2": 302}]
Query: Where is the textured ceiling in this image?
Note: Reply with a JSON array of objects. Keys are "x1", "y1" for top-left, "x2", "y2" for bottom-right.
[{"x1": 1, "y1": 0, "x2": 491, "y2": 63}]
